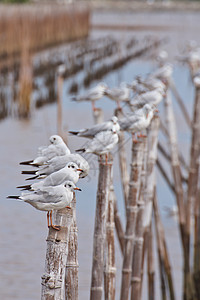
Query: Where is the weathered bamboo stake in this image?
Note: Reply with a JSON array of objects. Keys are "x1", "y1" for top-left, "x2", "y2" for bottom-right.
[
  {"x1": 93, "y1": 107, "x2": 104, "y2": 125},
  {"x1": 115, "y1": 108, "x2": 129, "y2": 208},
  {"x1": 120, "y1": 141, "x2": 144, "y2": 300},
  {"x1": 158, "y1": 141, "x2": 189, "y2": 172},
  {"x1": 164, "y1": 89, "x2": 192, "y2": 300},
  {"x1": 169, "y1": 79, "x2": 192, "y2": 129},
  {"x1": 104, "y1": 180, "x2": 116, "y2": 300},
  {"x1": 193, "y1": 188, "x2": 200, "y2": 299},
  {"x1": 90, "y1": 156, "x2": 112, "y2": 300},
  {"x1": 156, "y1": 158, "x2": 176, "y2": 194},
  {"x1": 187, "y1": 77, "x2": 200, "y2": 267},
  {"x1": 113, "y1": 192, "x2": 124, "y2": 254},
  {"x1": 147, "y1": 223, "x2": 155, "y2": 300},
  {"x1": 65, "y1": 195, "x2": 78, "y2": 300},
  {"x1": 41, "y1": 207, "x2": 74, "y2": 300},
  {"x1": 153, "y1": 190, "x2": 176, "y2": 300}
]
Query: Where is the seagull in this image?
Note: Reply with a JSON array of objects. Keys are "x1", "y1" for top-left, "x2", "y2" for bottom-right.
[
  {"x1": 22, "y1": 153, "x2": 90, "y2": 179},
  {"x1": 71, "y1": 82, "x2": 107, "y2": 111},
  {"x1": 20, "y1": 135, "x2": 70, "y2": 167},
  {"x1": 76, "y1": 127, "x2": 119, "y2": 164},
  {"x1": 104, "y1": 82, "x2": 131, "y2": 108},
  {"x1": 17, "y1": 162, "x2": 83, "y2": 191},
  {"x1": 69, "y1": 116, "x2": 120, "y2": 139},
  {"x1": 119, "y1": 104, "x2": 156, "y2": 142},
  {"x1": 8, "y1": 181, "x2": 81, "y2": 231},
  {"x1": 151, "y1": 63, "x2": 173, "y2": 85},
  {"x1": 128, "y1": 87, "x2": 165, "y2": 111}
]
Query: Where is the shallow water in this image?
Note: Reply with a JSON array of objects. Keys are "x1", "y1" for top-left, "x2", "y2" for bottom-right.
[{"x1": 1, "y1": 9, "x2": 199, "y2": 300}]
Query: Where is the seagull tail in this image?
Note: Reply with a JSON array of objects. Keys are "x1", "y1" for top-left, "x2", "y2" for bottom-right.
[
  {"x1": 75, "y1": 148, "x2": 86, "y2": 153},
  {"x1": 25, "y1": 175, "x2": 39, "y2": 181},
  {"x1": 7, "y1": 195, "x2": 20, "y2": 200},
  {"x1": 21, "y1": 170, "x2": 37, "y2": 175},
  {"x1": 17, "y1": 184, "x2": 31, "y2": 190},
  {"x1": 19, "y1": 160, "x2": 34, "y2": 165},
  {"x1": 69, "y1": 131, "x2": 79, "y2": 136}
]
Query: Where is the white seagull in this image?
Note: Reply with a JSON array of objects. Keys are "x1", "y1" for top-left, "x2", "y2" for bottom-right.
[
  {"x1": 129, "y1": 87, "x2": 165, "y2": 111},
  {"x1": 8, "y1": 181, "x2": 81, "y2": 230},
  {"x1": 151, "y1": 63, "x2": 173, "y2": 85},
  {"x1": 17, "y1": 162, "x2": 83, "y2": 191},
  {"x1": 119, "y1": 104, "x2": 156, "y2": 142},
  {"x1": 22, "y1": 153, "x2": 90, "y2": 179},
  {"x1": 72, "y1": 82, "x2": 107, "y2": 111},
  {"x1": 69, "y1": 116, "x2": 120, "y2": 139},
  {"x1": 104, "y1": 82, "x2": 131, "y2": 108},
  {"x1": 76, "y1": 127, "x2": 119, "y2": 164},
  {"x1": 20, "y1": 135, "x2": 70, "y2": 167}
]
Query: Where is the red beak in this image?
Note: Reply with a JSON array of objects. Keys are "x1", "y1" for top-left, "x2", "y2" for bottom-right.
[{"x1": 74, "y1": 187, "x2": 82, "y2": 191}]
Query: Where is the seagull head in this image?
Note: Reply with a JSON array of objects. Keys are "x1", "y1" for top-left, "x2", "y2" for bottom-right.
[
  {"x1": 66, "y1": 162, "x2": 83, "y2": 173},
  {"x1": 49, "y1": 135, "x2": 64, "y2": 145},
  {"x1": 111, "y1": 116, "x2": 118, "y2": 125},
  {"x1": 64, "y1": 181, "x2": 82, "y2": 192}
]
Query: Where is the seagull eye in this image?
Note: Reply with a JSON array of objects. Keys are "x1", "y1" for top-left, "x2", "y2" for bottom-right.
[
  {"x1": 68, "y1": 184, "x2": 72, "y2": 187},
  {"x1": 72, "y1": 165, "x2": 74, "y2": 168},
  {"x1": 68, "y1": 165, "x2": 70, "y2": 168},
  {"x1": 53, "y1": 137, "x2": 56, "y2": 141}
]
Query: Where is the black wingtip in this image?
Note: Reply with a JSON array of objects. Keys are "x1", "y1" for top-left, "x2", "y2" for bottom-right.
[
  {"x1": 19, "y1": 160, "x2": 33, "y2": 165},
  {"x1": 17, "y1": 184, "x2": 31, "y2": 190},
  {"x1": 7, "y1": 195, "x2": 20, "y2": 199},
  {"x1": 21, "y1": 170, "x2": 37, "y2": 175},
  {"x1": 25, "y1": 175, "x2": 39, "y2": 181},
  {"x1": 75, "y1": 148, "x2": 85, "y2": 153},
  {"x1": 69, "y1": 131, "x2": 79, "y2": 136}
]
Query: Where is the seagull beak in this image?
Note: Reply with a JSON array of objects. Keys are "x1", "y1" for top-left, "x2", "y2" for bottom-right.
[
  {"x1": 77, "y1": 168, "x2": 83, "y2": 172},
  {"x1": 74, "y1": 187, "x2": 82, "y2": 191},
  {"x1": 154, "y1": 109, "x2": 159, "y2": 112}
]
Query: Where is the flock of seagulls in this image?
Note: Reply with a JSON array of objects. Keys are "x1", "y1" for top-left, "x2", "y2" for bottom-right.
[{"x1": 8, "y1": 62, "x2": 172, "y2": 230}]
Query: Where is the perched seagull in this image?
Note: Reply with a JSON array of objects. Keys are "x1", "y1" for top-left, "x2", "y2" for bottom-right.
[
  {"x1": 71, "y1": 82, "x2": 107, "y2": 111},
  {"x1": 20, "y1": 135, "x2": 70, "y2": 167},
  {"x1": 151, "y1": 63, "x2": 173, "y2": 85},
  {"x1": 104, "y1": 82, "x2": 131, "y2": 108},
  {"x1": 17, "y1": 162, "x2": 83, "y2": 191},
  {"x1": 69, "y1": 116, "x2": 120, "y2": 139},
  {"x1": 128, "y1": 87, "x2": 165, "y2": 111},
  {"x1": 138, "y1": 76, "x2": 166, "y2": 92},
  {"x1": 76, "y1": 127, "x2": 119, "y2": 164},
  {"x1": 8, "y1": 181, "x2": 81, "y2": 231},
  {"x1": 22, "y1": 153, "x2": 90, "y2": 179},
  {"x1": 119, "y1": 104, "x2": 156, "y2": 142}
]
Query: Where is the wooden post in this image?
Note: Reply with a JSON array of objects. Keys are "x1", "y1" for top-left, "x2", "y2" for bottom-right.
[
  {"x1": 113, "y1": 193, "x2": 124, "y2": 254},
  {"x1": 65, "y1": 195, "x2": 79, "y2": 300},
  {"x1": 41, "y1": 208, "x2": 74, "y2": 300},
  {"x1": 153, "y1": 190, "x2": 176, "y2": 300},
  {"x1": 130, "y1": 137, "x2": 148, "y2": 300},
  {"x1": 104, "y1": 180, "x2": 116, "y2": 300},
  {"x1": 90, "y1": 156, "x2": 112, "y2": 300},
  {"x1": 147, "y1": 223, "x2": 155, "y2": 300},
  {"x1": 93, "y1": 108, "x2": 104, "y2": 125},
  {"x1": 120, "y1": 141, "x2": 144, "y2": 300},
  {"x1": 115, "y1": 108, "x2": 129, "y2": 208}
]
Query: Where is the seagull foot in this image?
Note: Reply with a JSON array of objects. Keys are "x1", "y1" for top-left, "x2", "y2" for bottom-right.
[
  {"x1": 65, "y1": 206, "x2": 71, "y2": 209},
  {"x1": 50, "y1": 225, "x2": 61, "y2": 231}
]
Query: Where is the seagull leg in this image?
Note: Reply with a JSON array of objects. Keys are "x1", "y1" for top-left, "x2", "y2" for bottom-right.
[
  {"x1": 50, "y1": 210, "x2": 61, "y2": 231},
  {"x1": 132, "y1": 133, "x2": 138, "y2": 144},
  {"x1": 117, "y1": 100, "x2": 122, "y2": 110},
  {"x1": 65, "y1": 206, "x2": 71, "y2": 209},
  {"x1": 137, "y1": 132, "x2": 147, "y2": 138},
  {"x1": 47, "y1": 212, "x2": 49, "y2": 228},
  {"x1": 92, "y1": 101, "x2": 97, "y2": 112}
]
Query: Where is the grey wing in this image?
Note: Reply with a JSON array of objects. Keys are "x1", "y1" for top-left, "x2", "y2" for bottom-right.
[
  {"x1": 119, "y1": 114, "x2": 141, "y2": 130},
  {"x1": 81, "y1": 122, "x2": 110, "y2": 137}
]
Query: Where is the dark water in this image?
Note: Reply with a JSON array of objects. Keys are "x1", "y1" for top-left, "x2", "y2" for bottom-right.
[{"x1": 1, "y1": 9, "x2": 200, "y2": 300}]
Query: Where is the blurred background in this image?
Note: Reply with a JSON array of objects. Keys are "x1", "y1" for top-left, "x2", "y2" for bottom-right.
[{"x1": 1, "y1": 0, "x2": 200, "y2": 299}]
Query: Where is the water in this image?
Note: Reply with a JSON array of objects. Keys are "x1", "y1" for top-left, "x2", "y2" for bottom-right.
[{"x1": 1, "y1": 8, "x2": 200, "y2": 300}]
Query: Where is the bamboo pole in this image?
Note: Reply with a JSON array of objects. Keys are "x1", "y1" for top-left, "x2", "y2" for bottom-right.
[
  {"x1": 130, "y1": 137, "x2": 148, "y2": 300},
  {"x1": 41, "y1": 207, "x2": 74, "y2": 300},
  {"x1": 65, "y1": 195, "x2": 79, "y2": 300},
  {"x1": 120, "y1": 141, "x2": 144, "y2": 300},
  {"x1": 186, "y1": 77, "x2": 200, "y2": 263},
  {"x1": 115, "y1": 108, "x2": 129, "y2": 208},
  {"x1": 147, "y1": 223, "x2": 155, "y2": 300},
  {"x1": 113, "y1": 193, "x2": 124, "y2": 254},
  {"x1": 153, "y1": 190, "x2": 176, "y2": 300},
  {"x1": 169, "y1": 79, "x2": 192, "y2": 129},
  {"x1": 90, "y1": 156, "x2": 112, "y2": 300},
  {"x1": 104, "y1": 181, "x2": 116, "y2": 300},
  {"x1": 164, "y1": 89, "x2": 192, "y2": 299},
  {"x1": 193, "y1": 188, "x2": 200, "y2": 299},
  {"x1": 93, "y1": 108, "x2": 104, "y2": 125}
]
